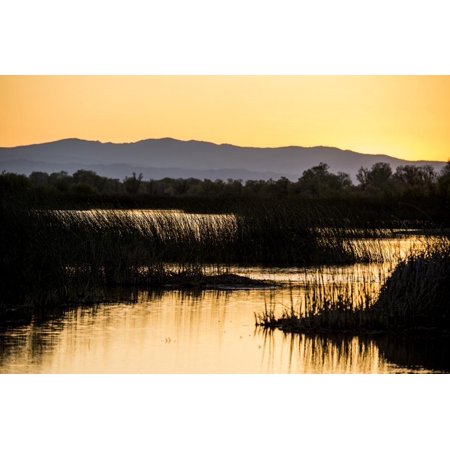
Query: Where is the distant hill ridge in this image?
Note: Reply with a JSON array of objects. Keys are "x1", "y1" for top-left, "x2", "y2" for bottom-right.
[{"x1": 0, "y1": 138, "x2": 446, "y2": 181}]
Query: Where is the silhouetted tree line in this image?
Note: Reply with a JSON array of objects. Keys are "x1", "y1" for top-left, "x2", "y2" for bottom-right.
[{"x1": 1, "y1": 161, "x2": 450, "y2": 201}]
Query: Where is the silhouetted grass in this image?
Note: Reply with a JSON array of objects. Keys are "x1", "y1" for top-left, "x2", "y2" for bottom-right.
[
  {"x1": 0, "y1": 207, "x2": 219, "y2": 311},
  {"x1": 374, "y1": 242, "x2": 450, "y2": 330},
  {"x1": 233, "y1": 205, "x2": 359, "y2": 265},
  {"x1": 256, "y1": 239, "x2": 450, "y2": 334},
  {"x1": 2, "y1": 200, "x2": 436, "y2": 315},
  {"x1": 0, "y1": 204, "x2": 364, "y2": 311}
]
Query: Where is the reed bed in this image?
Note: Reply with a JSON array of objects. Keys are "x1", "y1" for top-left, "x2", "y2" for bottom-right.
[
  {"x1": 256, "y1": 238, "x2": 450, "y2": 334},
  {"x1": 0, "y1": 208, "x2": 221, "y2": 310},
  {"x1": 374, "y1": 240, "x2": 450, "y2": 330},
  {"x1": 0, "y1": 205, "x2": 354, "y2": 309},
  {"x1": 1, "y1": 203, "x2": 438, "y2": 314}
]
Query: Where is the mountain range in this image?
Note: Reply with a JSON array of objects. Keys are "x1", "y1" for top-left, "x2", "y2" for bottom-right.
[{"x1": 0, "y1": 138, "x2": 446, "y2": 181}]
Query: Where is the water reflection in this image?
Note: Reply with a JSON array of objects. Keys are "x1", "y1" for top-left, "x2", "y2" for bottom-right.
[
  {"x1": 0, "y1": 287, "x2": 447, "y2": 373},
  {"x1": 258, "y1": 330, "x2": 450, "y2": 373},
  {"x1": 374, "y1": 335, "x2": 450, "y2": 373},
  {"x1": 257, "y1": 330, "x2": 386, "y2": 373}
]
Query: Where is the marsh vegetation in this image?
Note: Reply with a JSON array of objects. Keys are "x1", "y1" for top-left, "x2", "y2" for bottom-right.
[
  {"x1": 1, "y1": 204, "x2": 399, "y2": 311},
  {"x1": 256, "y1": 239, "x2": 450, "y2": 335}
]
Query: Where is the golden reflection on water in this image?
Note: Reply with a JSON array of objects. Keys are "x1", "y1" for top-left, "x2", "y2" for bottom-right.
[{"x1": 0, "y1": 288, "x2": 441, "y2": 374}]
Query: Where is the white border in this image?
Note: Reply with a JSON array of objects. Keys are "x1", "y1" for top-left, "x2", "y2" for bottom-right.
[
  {"x1": 1, "y1": 0, "x2": 450, "y2": 74},
  {"x1": 1, "y1": 375, "x2": 449, "y2": 449}
]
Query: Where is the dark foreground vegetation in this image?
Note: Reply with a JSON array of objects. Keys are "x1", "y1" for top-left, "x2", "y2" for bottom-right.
[
  {"x1": 1, "y1": 203, "x2": 374, "y2": 314},
  {"x1": 257, "y1": 240, "x2": 450, "y2": 335},
  {"x1": 2, "y1": 160, "x2": 450, "y2": 226}
]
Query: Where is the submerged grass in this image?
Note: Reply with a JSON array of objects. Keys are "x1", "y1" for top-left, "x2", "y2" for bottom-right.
[{"x1": 256, "y1": 238, "x2": 450, "y2": 334}]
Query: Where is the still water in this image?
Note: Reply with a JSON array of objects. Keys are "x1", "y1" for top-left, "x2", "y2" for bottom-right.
[{"x1": 1, "y1": 273, "x2": 448, "y2": 374}]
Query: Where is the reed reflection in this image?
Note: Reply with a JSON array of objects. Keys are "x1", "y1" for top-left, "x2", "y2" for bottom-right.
[
  {"x1": 0, "y1": 286, "x2": 447, "y2": 373},
  {"x1": 257, "y1": 329, "x2": 447, "y2": 373}
]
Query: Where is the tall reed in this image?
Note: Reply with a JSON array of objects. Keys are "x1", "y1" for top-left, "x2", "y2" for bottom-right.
[
  {"x1": 1, "y1": 203, "x2": 427, "y2": 312},
  {"x1": 256, "y1": 238, "x2": 450, "y2": 333}
]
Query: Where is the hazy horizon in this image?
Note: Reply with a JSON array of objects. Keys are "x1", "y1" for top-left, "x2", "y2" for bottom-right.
[
  {"x1": 1, "y1": 137, "x2": 446, "y2": 183},
  {"x1": 2, "y1": 136, "x2": 448, "y2": 164}
]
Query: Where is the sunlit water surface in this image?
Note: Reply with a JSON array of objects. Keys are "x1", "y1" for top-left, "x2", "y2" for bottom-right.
[{"x1": 1, "y1": 281, "x2": 448, "y2": 374}]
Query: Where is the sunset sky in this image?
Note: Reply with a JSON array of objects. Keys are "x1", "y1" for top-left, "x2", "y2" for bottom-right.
[{"x1": 1, "y1": 76, "x2": 449, "y2": 161}]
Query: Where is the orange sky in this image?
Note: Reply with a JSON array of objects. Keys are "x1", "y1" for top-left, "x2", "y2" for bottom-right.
[{"x1": 1, "y1": 76, "x2": 449, "y2": 161}]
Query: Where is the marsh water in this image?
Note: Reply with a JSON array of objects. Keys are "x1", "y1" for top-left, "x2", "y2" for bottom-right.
[
  {"x1": 1, "y1": 283, "x2": 449, "y2": 374},
  {"x1": 1, "y1": 210, "x2": 448, "y2": 373}
]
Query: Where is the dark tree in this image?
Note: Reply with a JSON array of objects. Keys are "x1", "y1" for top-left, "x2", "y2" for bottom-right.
[{"x1": 123, "y1": 172, "x2": 143, "y2": 194}]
